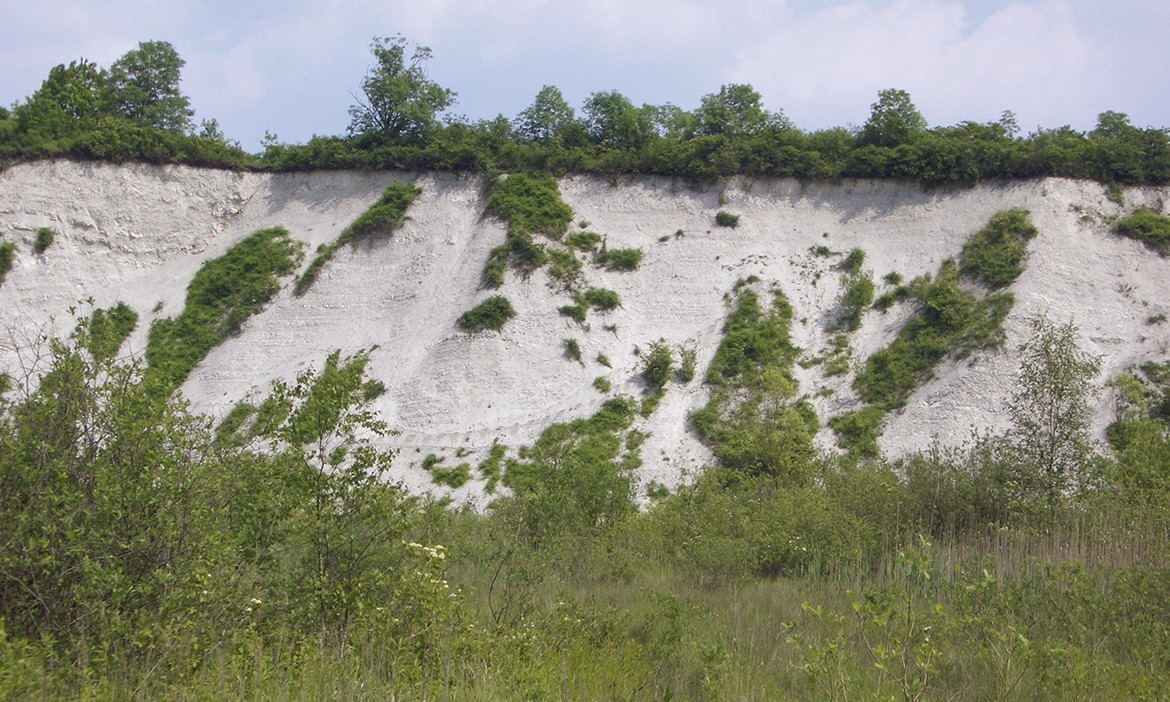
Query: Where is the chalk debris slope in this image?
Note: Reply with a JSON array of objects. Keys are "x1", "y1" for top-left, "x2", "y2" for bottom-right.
[{"x1": 2, "y1": 161, "x2": 1168, "y2": 500}]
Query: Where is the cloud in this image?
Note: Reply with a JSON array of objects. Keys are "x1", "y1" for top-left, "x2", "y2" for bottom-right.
[{"x1": 727, "y1": 0, "x2": 1098, "y2": 129}]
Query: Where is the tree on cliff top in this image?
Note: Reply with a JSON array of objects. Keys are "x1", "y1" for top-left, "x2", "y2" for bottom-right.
[{"x1": 348, "y1": 36, "x2": 457, "y2": 143}]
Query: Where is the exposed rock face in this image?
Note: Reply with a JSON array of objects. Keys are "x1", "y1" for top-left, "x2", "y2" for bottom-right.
[{"x1": 3, "y1": 161, "x2": 1168, "y2": 501}]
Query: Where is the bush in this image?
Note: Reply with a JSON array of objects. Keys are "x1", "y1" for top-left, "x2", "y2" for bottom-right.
[
  {"x1": 593, "y1": 376, "x2": 612, "y2": 393},
  {"x1": 641, "y1": 341, "x2": 674, "y2": 393},
  {"x1": 296, "y1": 183, "x2": 419, "y2": 295},
  {"x1": 837, "y1": 272, "x2": 875, "y2": 331},
  {"x1": 0, "y1": 242, "x2": 15, "y2": 285},
  {"x1": 1114, "y1": 208, "x2": 1170, "y2": 254},
  {"x1": 595, "y1": 247, "x2": 643, "y2": 272},
  {"x1": 146, "y1": 227, "x2": 303, "y2": 390},
  {"x1": 563, "y1": 338, "x2": 582, "y2": 363},
  {"x1": 457, "y1": 295, "x2": 516, "y2": 333},
  {"x1": 839, "y1": 247, "x2": 866, "y2": 274},
  {"x1": 960, "y1": 209, "x2": 1037, "y2": 288},
  {"x1": 715, "y1": 211, "x2": 740, "y2": 228},
  {"x1": 565, "y1": 230, "x2": 603, "y2": 251},
  {"x1": 581, "y1": 287, "x2": 621, "y2": 312},
  {"x1": 33, "y1": 227, "x2": 55, "y2": 253},
  {"x1": 85, "y1": 302, "x2": 138, "y2": 361},
  {"x1": 486, "y1": 172, "x2": 573, "y2": 239},
  {"x1": 828, "y1": 406, "x2": 887, "y2": 457}
]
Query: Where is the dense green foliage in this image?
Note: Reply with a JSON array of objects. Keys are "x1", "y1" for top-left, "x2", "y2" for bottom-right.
[
  {"x1": 2, "y1": 306, "x2": 1170, "y2": 699},
  {"x1": 84, "y1": 302, "x2": 138, "y2": 361},
  {"x1": 4, "y1": 42, "x2": 1169, "y2": 189},
  {"x1": 960, "y1": 208, "x2": 1039, "y2": 287},
  {"x1": 482, "y1": 172, "x2": 571, "y2": 287},
  {"x1": 691, "y1": 284, "x2": 817, "y2": 482},
  {"x1": 1114, "y1": 207, "x2": 1170, "y2": 254},
  {"x1": 456, "y1": 295, "x2": 516, "y2": 332},
  {"x1": 0, "y1": 42, "x2": 251, "y2": 169},
  {"x1": 295, "y1": 182, "x2": 420, "y2": 295},
  {"x1": 348, "y1": 36, "x2": 456, "y2": 144},
  {"x1": 146, "y1": 227, "x2": 303, "y2": 390},
  {"x1": 714, "y1": 210, "x2": 740, "y2": 228}
]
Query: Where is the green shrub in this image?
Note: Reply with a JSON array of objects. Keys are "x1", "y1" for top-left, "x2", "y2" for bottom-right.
[
  {"x1": 565, "y1": 230, "x2": 603, "y2": 252},
  {"x1": 960, "y1": 208, "x2": 1038, "y2": 288},
  {"x1": 593, "y1": 376, "x2": 612, "y2": 393},
  {"x1": 1114, "y1": 207, "x2": 1170, "y2": 254},
  {"x1": 839, "y1": 247, "x2": 865, "y2": 274},
  {"x1": 558, "y1": 300, "x2": 587, "y2": 323},
  {"x1": 33, "y1": 227, "x2": 55, "y2": 253},
  {"x1": 641, "y1": 341, "x2": 674, "y2": 393},
  {"x1": 546, "y1": 247, "x2": 583, "y2": 289},
  {"x1": 854, "y1": 261, "x2": 1012, "y2": 411},
  {"x1": 146, "y1": 227, "x2": 302, "y2": 390},
  {"x1": 457, "y1": 295, "x2": 516, "y2": 333},
  {"x1": 0, "y1": 242, "x2": 15, "y2": 285},
  {"x1": 676, "y1": 344, "x2": 698, "y2": 383},
  {"x1": 296, "y1": 183, "x2": 419, "y2": 295},
  {"x1": 597, "y1": 353, "x2": 612, "y2": 368},
  {"x1": 715, "y1": 211, "x2": 740, "y2": 228},
  {"x1": 828, "y1": 406, "x2": 887, "y2": 457},
  {"x1": 486, "y1": 172, "x2": 572, "y2": 239},
  {"x1": 837, "y1": 272, "x2": 875, "y2": 331},
  {"x1": 340, "y1": 182, "x2": 420, "y2": 245},
  {"x1": 478, "y1": 442, "x2": 507, "y2": 493},
  {"x1": 581, "y1": 287, "x2": 621, "y2": 312},
  {"x1": 85, "y1": 302, "x2": 138, "y2": 361},
  {"x1": 362, "y1": 379, "x2": 387, "y2": 400},
  {"x1": 563, "y1": 338, "x2": 582, "y2": 363},
  {"x1": 594, "y1": 247, "x2": 643, "y2": 272}
]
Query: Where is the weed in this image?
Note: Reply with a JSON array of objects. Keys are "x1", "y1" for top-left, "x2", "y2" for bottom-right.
[{"x1": 593, "y1": 376, "x2": 612, "y2": 393}]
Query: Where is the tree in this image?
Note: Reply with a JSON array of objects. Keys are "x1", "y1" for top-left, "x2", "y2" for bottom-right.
[
  {"x1": 348, "y1": 35, "x2": 456, "y2": 143},
  {"x1": 1006, "y1": 315, "x2": 1100, "y2": 511},
  {"x1": 106, "y1": 41, "x2": 194, "y2": 133},
  {"x1": 859, "y1": 88, "x2": 927, "y2": 147},
  {"x1": 693, "y1": 83, "x2": 790, "y2": 138},
  {"x1": 14, "y1": 60, "x2": 107, "y2": 139},
  {"x1": 515, "y1": 85, "x2": 576, "y2": 143},
  {"x1": 582, "y1": 90, "x2": 649, "y2": 149}
]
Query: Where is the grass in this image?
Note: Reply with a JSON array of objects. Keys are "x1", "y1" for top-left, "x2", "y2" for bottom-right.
[
  {"x1": 457, "y1": 295, "x2": 516, "y2": 333},
  {"x1": 146, "y1": 227, "x2": 303, "y2": 390},
  {"x1": 563, "y1": 338, "x2": 582, "y2": 363}
]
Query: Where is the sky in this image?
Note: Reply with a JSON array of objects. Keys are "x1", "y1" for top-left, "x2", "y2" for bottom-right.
[{"x1": 2, "y1": 0, "x2": 1168, "y2": 152}]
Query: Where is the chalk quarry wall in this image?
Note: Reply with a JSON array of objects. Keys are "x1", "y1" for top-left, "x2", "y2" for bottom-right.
[{"x1": 2, "y1": 160, "x2": 1168, "y2": 501}]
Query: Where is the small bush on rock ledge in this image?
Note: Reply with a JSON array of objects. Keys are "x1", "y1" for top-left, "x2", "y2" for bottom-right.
[{"x1": 457, "y1": 295, "x2": 516, "y2": 333}]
